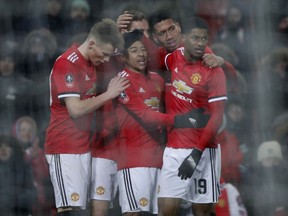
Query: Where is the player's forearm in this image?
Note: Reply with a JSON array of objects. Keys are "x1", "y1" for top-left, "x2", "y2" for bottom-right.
[
  {"x1": 197, "y1": 101, "x2": 225, "y2": 151},
  {"x1": 142, "y1": 110, "x2": 174, "y2": 126},
  {"x1": 66, "y1": 92, "x2": 114, "y2": 119}
]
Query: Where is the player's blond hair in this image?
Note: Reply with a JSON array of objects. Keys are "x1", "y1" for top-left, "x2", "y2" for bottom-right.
[{"x1": 88, "y1": 18, "x2": 124, "y2": 51}]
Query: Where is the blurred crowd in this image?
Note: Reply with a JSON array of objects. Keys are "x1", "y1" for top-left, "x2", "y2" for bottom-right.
[{"x1": 0, "y1": 0, "x2": 288, "y2": 215}]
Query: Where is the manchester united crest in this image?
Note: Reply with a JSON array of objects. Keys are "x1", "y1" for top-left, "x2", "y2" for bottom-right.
[
  {"x1": 191, "y1": 73, "x2": 202, "y2": 84},
  {"x1": 71, "y1": 193, "x2": 80, "y2": 202},
  {"x1": 96, "y1": 186, "x2": 105, "y2": 195},
  {"x1": 218, "y1": 198, "x2": 226, "y2": 207},
  {"x1": 139, "y1": 198, "x2": 148, "y2": 206}
]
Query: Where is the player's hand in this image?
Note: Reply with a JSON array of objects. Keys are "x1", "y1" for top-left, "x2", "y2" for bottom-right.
[
  {"x1": 202, "y1": 53, "x2": 224, "y2": 68},
  {"x1": 178, "y1": 148, "x2": 202, "y2": 180},
  {"x1": 107, "y1": 76, "x2": 130, "y2": 99},
  {"x1": 116, "y1": 11, "x2": 133, "y2": 33},
  {"x1": 174, "y1": 108, "x2": 210, "y2": 128}
]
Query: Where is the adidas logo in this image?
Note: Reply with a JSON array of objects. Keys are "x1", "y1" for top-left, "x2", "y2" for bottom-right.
[
  {"x1": 189, "y1": 118, "x2": 196, "y2": 127},
  {"x1": 174, "y1": 67, "x2": 178, "y2": 73},
  {"x1": 139, "y1": 87, "x2": 145, "y2": 93},
  {"x1": 85, "y1": 74, "x2": 90, "y2": 81}
]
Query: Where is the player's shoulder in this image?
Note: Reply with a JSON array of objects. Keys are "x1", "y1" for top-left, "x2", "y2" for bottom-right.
[
  {"x1": 117, "y1": 70, "x2": 129, "y2": 78},
  {"x1": 56, "y1": 46, "x2": 81, "y2": 65},
  {"x1": 210, "y1": 65, "x2": 225, "y2": 76},
  {"x1": 166, "y1": 47, "x2": 184, "y2": 60},
  {"x1": 147, "y1": 71, "x2": 164, "y2": 82},
  {"x1": 61, "y1": 49, "x2": 80, "y2": 63}
]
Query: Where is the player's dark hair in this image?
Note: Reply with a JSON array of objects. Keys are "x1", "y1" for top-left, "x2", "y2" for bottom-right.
[
  {"x1": 126, "y1": 10, "x2": 147, "y2": 31},
  {"x1": 148, "y1": 9, "x2": 178, "y2": 33},
  {"x1": 122, "y1": 29, "x2": 144, "y2": 57},
  {"x1": 89, "y1": 18, "x2": 124, "y2": 51},
  {"x1": 181, "y1": 17, "x2": 209, "y2": 34}
]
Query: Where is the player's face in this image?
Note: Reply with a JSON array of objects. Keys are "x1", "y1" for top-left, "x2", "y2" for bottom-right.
[
  {"x1": 130, "y1": 19, "x2": 150, "y2": 38},
  {"x1": 184, "y1": 28, "x2": 208, "y2": 61},
  {"x1": 152, "y1": 18, "x2": 182, "y2": 53},
  {"x1": 125, "y1": 41, "x2": 147, "y2": 73},
  {"x1": 88, "y1": 41, "x2": 114, "y2": 66}
]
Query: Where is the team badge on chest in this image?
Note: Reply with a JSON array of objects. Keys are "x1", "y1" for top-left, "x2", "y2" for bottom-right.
[{"x1": 191, "y1": 73, "x2": 202, "y2": 85}]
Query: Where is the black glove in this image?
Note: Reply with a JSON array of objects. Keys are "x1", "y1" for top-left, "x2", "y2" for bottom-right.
[
  {"x1": 174, "y1": 108, "x2": 210, "y2": 128},
  {"x1": 178, "y1": 148, "x2": 202, "y2": 180}
]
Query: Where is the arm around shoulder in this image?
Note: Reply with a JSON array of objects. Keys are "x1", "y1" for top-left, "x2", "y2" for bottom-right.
[{"x1": 65, "y1": 76, "x2": 130, "y2": 119}]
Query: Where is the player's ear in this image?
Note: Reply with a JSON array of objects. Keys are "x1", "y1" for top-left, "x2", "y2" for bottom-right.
[
  {"x1": 176, "y1": 21, "x2": 181, "y2": 32},
  {"x1": 120, "y1": 54, "x2": 126, "y2": 62},
  {"x1": 152, "y1": 33, "x2": 159, "y2": 44},
  {"x1": 182, "y1": 34, "x2": 186, "y2": 41},
  {"x1": 88, "y1": 39, "x2": 96, "y2": 49}
]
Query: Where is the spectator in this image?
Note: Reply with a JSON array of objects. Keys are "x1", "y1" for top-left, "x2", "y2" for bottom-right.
[
  {"x1": 213, "y1": 4, "x2": 255, "y2": 75},
  {"x1": 28, "y1": 0, "x2": 66, "y2": 48},
  {"x1": 241, "y1": 140, "x2": 288, "y2": 216},
  {"x1": 0, "y1": 40, "x2": 32, "y2": 134},
  {"x1": 21, "y1": 28, "x2": 58, "y2": 80},
  {"x1": 225, "y1": 97, "x2": 250, "y2": 143},
  {"x1": 20, "y1": 28, "x2": 59, "y2": 131},
  {"x1": 43, "y1": 0, "x2": 65, "y2": 34},
  {"x1": 271, "y1": 112, "x2": 288, "y2": 156},
  {"x1": 12, "y1": 116, "x2": 37, "y2": 151},
  {"x1": 270, "y1": 11, "x2": 288, "y2": 51},
  {"x1": 61, "y1": 0, "x2": 95, "y2": 49},
  {"x1": 210, "y1": 42, "x2": 249, "y2": 99},
  {"x1": 12, "y1": 115, "x2": 56, "y2": 216},
  {"x1": 218, "y1": 115, "x2": 244, "y2": 187},
  {"x1": 215, "y1": 177, "x2": 248, "y2": 216},
  {"x1": 254, "y1": 47, "x2": 288, "y2": 140},
  {"x1": 0, "y1": 135, "x2": 36, "y2": 216},
  {"x1": 194, "y1": 0, "x2": 230, "y2": 41}
]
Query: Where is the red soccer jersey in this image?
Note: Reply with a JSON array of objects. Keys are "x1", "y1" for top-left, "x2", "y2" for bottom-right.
[
  {"x1": 165, "y1": 47, "x2": 227, "y2": 149},
  {"x1": 141, "y1": 34, "x2": 213, "y2": 72},
  {"x1": 45, "y1": 44, "x2": 97, "y2": 154},
  {"x1": 91, "y1": 100, "x2": 120, "y2": 160},
  {"x1": 115, "y1": 68, "x2": 174, "y2": 170}
]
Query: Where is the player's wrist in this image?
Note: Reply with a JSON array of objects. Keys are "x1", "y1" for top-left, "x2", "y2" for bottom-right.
[
  {"x1": 190, "y1": 148, "x2": 202, "y2": 162},
  {"x1": 102, "y1": 90, "x2": 115, "y2": 101},
  {"x1": 217, "y1": 56, "x2": 224, "y2": 66}
]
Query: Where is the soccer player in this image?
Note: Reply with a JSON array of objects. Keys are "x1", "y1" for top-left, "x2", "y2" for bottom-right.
[
  {"x1": 115, "y1": 29, "x2": 209, "y2": 216},
  {"x1": 117, "y1": 9, "x2": 238, "y2": 95},
  {"x1": 89, "y1": 10, "x2": 150, "y2": 216},
  {"x1": 117, "y1": 9, "x2": 150, "y2": 38},
  {"x1": 157, "y1": 17, "x2": 227, "y2": 216},
  {"x1": 89, "y1": 12, "x2": 209, "y2": 216},
  {"x1": 44, "y1": 18, "x2": 130, "y2": 216}
]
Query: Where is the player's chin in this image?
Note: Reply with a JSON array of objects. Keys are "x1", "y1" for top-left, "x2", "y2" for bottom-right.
[
  {"x1": 94, "y1": 61, "x2": 101, "y2": 66},
  {"x1": 194, "y1": 50, "x2": 204, "y2": 58}
]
